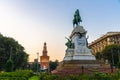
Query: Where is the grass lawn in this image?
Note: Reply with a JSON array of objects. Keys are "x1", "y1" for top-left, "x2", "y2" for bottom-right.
[{"x1": 29, "y1": 76, "x2": 39, "y2": 80}]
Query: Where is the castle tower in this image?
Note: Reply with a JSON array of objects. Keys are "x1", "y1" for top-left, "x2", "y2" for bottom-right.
[{"x1": 40, "y1": 42, "x2": 50, "y2": 70}]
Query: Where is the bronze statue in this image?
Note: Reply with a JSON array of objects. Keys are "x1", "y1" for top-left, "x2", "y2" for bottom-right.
[
  {"x1": 73, "y1": 9, "x2": 82, "y2": 27},
  {"x1": 65, "y1": 37, "x2": 74, "y2": 48}
]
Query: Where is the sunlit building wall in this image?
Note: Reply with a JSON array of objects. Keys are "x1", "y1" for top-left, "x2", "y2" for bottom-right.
[{"x1": 89, "y1": 32, "x2": 120, "y2": 55}]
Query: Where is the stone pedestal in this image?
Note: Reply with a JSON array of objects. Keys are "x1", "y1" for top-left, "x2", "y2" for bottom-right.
[{"x1": 64, "y1": 26, "x2": 96, "y2": 61}]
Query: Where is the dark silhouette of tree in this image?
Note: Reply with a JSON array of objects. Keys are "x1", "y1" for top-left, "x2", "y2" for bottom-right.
[
  {"x1": 0, "y1": 34, "x2": 29, "y2": 71},
  {"x1": 49, "y1": 60, "x2": 59, "y2": 71},
  {"x1": 95, "y1": 52, "x2": 102, "y2": 60},
  {"x1": 5, "y1": 59, "x2": 14, "y2": 72}
]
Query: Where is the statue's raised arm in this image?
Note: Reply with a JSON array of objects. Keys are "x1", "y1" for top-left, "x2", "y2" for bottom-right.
[{"x1": 73, "y1": 9, "x2": 82, "y2": 27}]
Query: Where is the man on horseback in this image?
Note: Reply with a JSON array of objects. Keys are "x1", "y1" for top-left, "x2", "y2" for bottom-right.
[{"x1": 73, "y1": 9, "x2": 82, "y2": 27}]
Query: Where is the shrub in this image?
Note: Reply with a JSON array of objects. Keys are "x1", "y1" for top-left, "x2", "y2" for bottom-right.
[{"x1": 0, "y1": 70, "x2": 33, "y2": 80}]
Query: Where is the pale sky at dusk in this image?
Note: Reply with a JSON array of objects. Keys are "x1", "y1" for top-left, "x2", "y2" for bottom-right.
[{"x1": 0, "y1": 0, "x2": 120, "y2": 62}]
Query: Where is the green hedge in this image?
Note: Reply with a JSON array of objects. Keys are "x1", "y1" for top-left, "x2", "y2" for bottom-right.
[
  {"x1": 0, "y1": 70, "x2": 33, "y2": 80},
  {"x1": 38, "y1": 71, "x2": 120, "y2": 80},
  {"x1": 0, "y1": 77, "x2": 26, "y2": 80}
]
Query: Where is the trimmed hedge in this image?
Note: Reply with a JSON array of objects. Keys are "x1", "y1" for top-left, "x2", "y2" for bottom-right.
[
  {"x1": 38, "y1": 71, "x2": 120, "y2": 80},
  {"x1": 0, "y1": 70, "x2": 33, "y2": 80},
  {"x1": 0, "y1": 77, "x2": 26, "y2": 80}
]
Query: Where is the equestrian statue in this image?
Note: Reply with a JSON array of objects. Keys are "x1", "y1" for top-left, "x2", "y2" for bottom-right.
[{"x1": 73, "y1": 9, "x2": 82, "y2": 27}]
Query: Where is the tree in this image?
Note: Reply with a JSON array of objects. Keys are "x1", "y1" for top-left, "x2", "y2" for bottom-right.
[
  {"x1": 102, "y1": 44, "x2": 120, "y2": 66},
  {"x1": 0, "y1": 34, "x2": 29, "y2": 71},
  {"x1": 30, "y1": 62, "x2": 40, "y2": 72},
  {"x1": 5, "y1": 59, "x2": 14, "y2": 72},
  {"x1": 95, "y1": 52, "x2": 102, "y2": 60},
  {"x1": 49, "y1": 60, "x2": 59, "y2": 71}
]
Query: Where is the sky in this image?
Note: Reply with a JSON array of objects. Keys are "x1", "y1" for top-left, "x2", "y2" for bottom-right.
[{"x1": 0, "y1": 0, "x2": 120, "y2": 62}]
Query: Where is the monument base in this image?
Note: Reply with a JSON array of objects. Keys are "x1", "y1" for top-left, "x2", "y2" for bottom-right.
[
  {"x1": 51, "y1": 60, "x2": 111, "y2": 75},
  {"x1": 64, "y1": 55, "x2": 96, "y2": 61},
  {"x1": 72, "y1": 55, "x2": 96, "y2": 60},
  {"x1": 63, "y1": 48, "x2": 96, "y2": 61},
  {"x1": 63, "y1": 60, "x2": 99, "y2": 68}
]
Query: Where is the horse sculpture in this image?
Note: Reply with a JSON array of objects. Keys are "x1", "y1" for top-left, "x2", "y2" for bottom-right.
[{"x1": 73, "y1": 9, "x2": 82, "y2": 27}]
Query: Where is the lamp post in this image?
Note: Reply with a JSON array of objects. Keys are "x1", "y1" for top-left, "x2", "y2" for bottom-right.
[
  {"x1": 111, "y1": 49, "x2": 115, "y2": 73},
  {"x1": 10, "y1": 47, "x2": 12, "y2": 60},
  {"x1": 117, "y1": 49, "x2": 120, "y2": 69},
  {"x1": 111, "y1": 49, "x2": 114, "y2": 66},
  {"x1": 118, "y1": 49, "x2": 120, "y2": 63},
  {"x1": 36, "y1": 52, "x2": 39, "y2": 75}
]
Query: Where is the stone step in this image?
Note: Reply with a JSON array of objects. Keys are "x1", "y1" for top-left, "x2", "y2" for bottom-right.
[
  {"x1": 52, "y1": 67, "x2": 117, "y2": 75},
  {"x1": 63, "y1": 60, "x2": 99, "y2": 64}
]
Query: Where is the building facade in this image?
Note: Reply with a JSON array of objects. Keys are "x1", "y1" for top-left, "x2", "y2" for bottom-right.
[
  {"x1": 40, "y1": 42, "x2": 50, "y2": 70},
  {"x1": 89, "y1": 32, "x2": 120, "y2": 55}
]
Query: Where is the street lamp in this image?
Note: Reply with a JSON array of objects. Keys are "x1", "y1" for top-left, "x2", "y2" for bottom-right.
[
  {"x1": 10, "y1": 47, "x2": 13, "y2": 60},
  {"x1": 118, "y1": 49, "x2": 120, "y2": 63},
  {"x1": 111, "y1": 49, "x2": 114, "y2": 66},
  {"x1": 36, "y1": 52, "x2": 39, "y2": 74},
  {"x1": 111, "y1": 49, "x2": 115, "y2": 73}
]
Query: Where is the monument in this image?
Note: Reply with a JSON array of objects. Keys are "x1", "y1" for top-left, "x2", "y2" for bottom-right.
[
  {"x1": 52, "y1": 9, "x2": 110, "y2": 74},
  {"x1": 64, "y1": 9, "x2": 95, "y2": 61}
]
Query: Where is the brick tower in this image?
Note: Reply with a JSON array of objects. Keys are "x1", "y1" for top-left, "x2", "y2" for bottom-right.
[{"x1": 40, "y1": 42, "x2": 50, "y2": 70}]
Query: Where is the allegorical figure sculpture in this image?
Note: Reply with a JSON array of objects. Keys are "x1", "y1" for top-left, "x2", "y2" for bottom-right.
[
  {"x1": 65, "y1": 37, "x2": 74, "y2": 48},
  {"x1": 73, "y1": 9, "x2": 82, "y2": 27}
]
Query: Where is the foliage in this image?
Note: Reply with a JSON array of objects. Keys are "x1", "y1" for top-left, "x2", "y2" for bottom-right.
[
  {"x1": 93, "y1": 72, "x2": 120, "y2": 80},
  {"x1": 0, "y1": 70, "x2": 33, "y2": 80},
  {"x1": 1, "y1": 70, "x2": 120, "y2": 80},
  {"x1": 95, "y1": 52, "x2": 102, "y2": 60},
  {"x1": 5, "y1": 59, "x2": 14, "y2": 72},
  {"x1": 0, "y1": 34, "x2": 29, "y2": 71},
  {"x1": 94, "y1": 72, "x2": 112, "y2": 80},
  {"x1": 29, "y1": 76, "x2": 39, "y2": 80},
  {"x1": 49, "y1": 60, "x2": 59, "y2": 71},
  {"x1": 39, "y1": 73, "x2": 58, "y2": 80},
  {"x1": 102, "y1": 44, "x2": 120, "y2": 66},
  {"x1": 37, "y1": 72, "x2": 120, "y2": 80}
]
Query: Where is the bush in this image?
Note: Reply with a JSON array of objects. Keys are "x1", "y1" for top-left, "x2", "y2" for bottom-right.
[
  {"x1": 0, "y1": 70, "x2": 33, "y2": 80},
  {"x1": 94, "y1": 72, "x2": 117, "y2": 80},
  {"x1": 39, "y1": 73, "x2": 58, "y2": 80},
  {"x1": 38, "y1": 71, "x2": 120, "y2": 80}
]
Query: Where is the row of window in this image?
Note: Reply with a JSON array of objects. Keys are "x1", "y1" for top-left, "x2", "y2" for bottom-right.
[{"x1": 90, "y1": 36, "x2": 120, "y2": 54}]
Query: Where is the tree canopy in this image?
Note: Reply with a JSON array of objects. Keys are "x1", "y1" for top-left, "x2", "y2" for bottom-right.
[
  {"x1": 102, "y1": 44, "x2": 120, "y2": 66},
  {"x1": 0, "y1": 34, "x2": 29, "y2": 71},
  {"x1": 49, "y1": 60, "x2": 59, "y2": 71}
]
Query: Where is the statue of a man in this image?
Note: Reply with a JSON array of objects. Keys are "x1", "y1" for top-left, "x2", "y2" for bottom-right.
[
  {"x1": 73, "y1": 9, "x2": 82, "y2": 27},
  {"x1": 65, "y1": 37, "x2": 74, "y2": 48}
]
